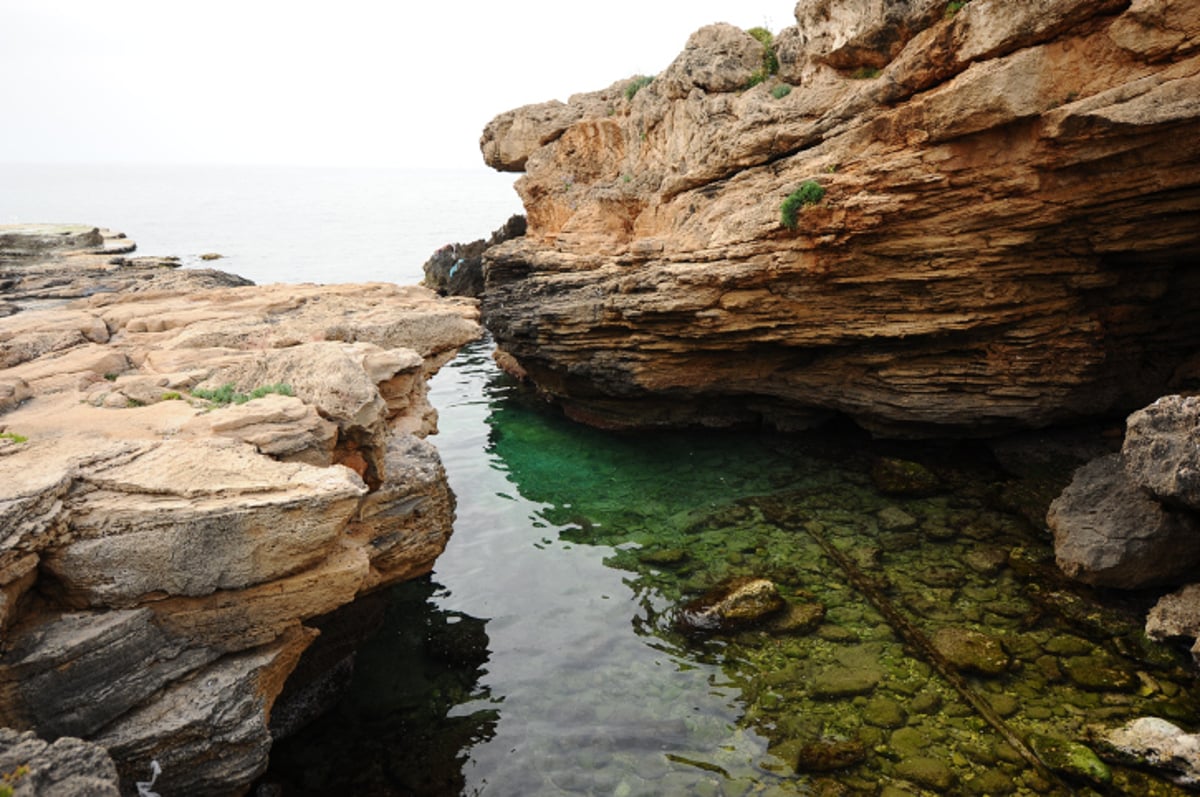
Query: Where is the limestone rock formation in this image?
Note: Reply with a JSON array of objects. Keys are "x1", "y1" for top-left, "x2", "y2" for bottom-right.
[
  {"x1": 479, "y1": 0, "x2": 1200, "y2": 435},
  {"x1": 1123, "y1": 394, "x2": 1200, "y2": 511},
  {"x1": 0, "y1": 226, "x2": 481, "y2": 795}
]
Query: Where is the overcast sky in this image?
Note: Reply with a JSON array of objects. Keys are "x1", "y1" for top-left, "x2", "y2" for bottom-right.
[{"x1": 1, "y1": 1, "x2": 794, "y2": 169}]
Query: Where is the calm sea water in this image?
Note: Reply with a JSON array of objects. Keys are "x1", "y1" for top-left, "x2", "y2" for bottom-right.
[
  {"x1": 0, "y1": 163, "x2": 522, "y2": 285},
  {"x1": 5, "y1": 163, "x2": 1197, "y2": 794}
]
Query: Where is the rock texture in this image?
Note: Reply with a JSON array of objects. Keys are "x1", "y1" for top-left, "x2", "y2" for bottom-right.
[
  {"x1": 0, "y1": 226, "x2": 481, "y2": 795},
  {"x1": 422, "y1": 214, "x2": 527, "y2": 298},
  {"x1": 479, "y1": 1, "x2": 1200, "y2": 435},
  {"x1": 0, "y1": 727, "x2": 121, "y2": 797}
]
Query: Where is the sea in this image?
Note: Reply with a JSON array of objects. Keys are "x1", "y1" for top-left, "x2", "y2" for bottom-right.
[
  {"x1": 0, "y1": 162, "x2": 523, "y2": 285},
  {"x1": 3, "y1": 163, "x2": 1197, "y2": 796}
]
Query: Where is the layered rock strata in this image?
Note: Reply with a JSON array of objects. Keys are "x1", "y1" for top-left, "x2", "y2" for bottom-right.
[
  {"x1": 479, "y1": 0, "x2": 1200, "y2": 435},
  {"x1": 0, "y1": 226, "x2": 480, "y2": 794}
]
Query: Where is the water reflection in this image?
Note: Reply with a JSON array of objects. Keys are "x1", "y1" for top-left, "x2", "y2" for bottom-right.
[{"x1": 261, "y1": 577, "x2": 497, "y2": 795}]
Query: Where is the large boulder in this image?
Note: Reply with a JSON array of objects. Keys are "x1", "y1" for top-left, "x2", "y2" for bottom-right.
[
  {"x1": 1047, "y1": 454, "x2": 1200, "y2": 589},
  {"x1": 479, "y1": 0, "x2": 1200, "y2": 436},
  {"x1": 1123, "y1": 395, "x2": 1200, "y2": 511}
]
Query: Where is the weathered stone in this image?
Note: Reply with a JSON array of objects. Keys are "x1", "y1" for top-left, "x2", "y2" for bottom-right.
[
  {"x1": 1146, "y1": 583, "x2": 1200, "y2": 653},
  {"x1": 811, "y1": 667, "x2": 882, "y2": 699},
  {"x1": 423, "y1": 214, "x2": 526, "y2": 297},
  {"x1": 768, "y1": 601, "x2": 827, "y2": 634},
  {"x1": 1123, "y1": 395, "x2": 1200, "y2": 511},
  {"x1": 795, "y1": 738, "x2": 867, "y2": 772},
  {"x1": 186, "y1": 393, "x2": 338, "y2": 466},
  {"x1": 895, "y1": 756, "x2": 956, "y2": 791},
  {"x1": 1105, "y1": 717, "x2": 1200, "y2": 789},
  {"x1": 1027, "y1": 733, "x2": 1112, "y2": 787},
  {"x1": 931, "y1": 627, "x2": 1009, "y2": 676},
  {"x1": 479, "y1": 0, "x2": 1200, "y2": 436},
  {"x1": 0, "y1": 727, "x2": 120, "y2": 797},
  {"x1": 1048, "y1": 454, "x2": 1200, "y2": 589},
  {"x1": 676, "y1": 577, "x2": 785, "y2": 634}
]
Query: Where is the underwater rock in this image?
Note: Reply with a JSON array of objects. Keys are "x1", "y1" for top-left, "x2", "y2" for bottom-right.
[
  {"x1": 894, "y1": 756, "x2": 956, "y2": 791},
  {"x1": 638, "y1": 547, "x2": 690, "y2": 566},
  {"x1": 930, "y1": 627, "x2": 1009, "y2": 676},
  {"x1": 1104, "y1": 716, "x2": 1200, "y2": 790},
  {"x1": 870, "y1": 458, "x2": 942, "y2": 496},
  {"x1": 862, "y1": 696, "x2": 907, "y2": 729},
  {"x1": 1061, "y1": 654, "x2": 1137, "y2": 693},
  {"x1": 768, "y1": 601, "x2": 827, "y2": 634},
  {"x1": 1027, "y1": 733, "x2": 1112, "y2": 787},
  {"x1": 811, "y1": 668, "x2": 882, "y2": 700},
  {"x1": 876, "y1": 505, "x2": 917, "y2": 531},
  {"x1": 675, "y1": 577, "x2": 785, "y2": 634},
  {"x1": 794, "y1": 739, "x2": 867, "y2": 773}
]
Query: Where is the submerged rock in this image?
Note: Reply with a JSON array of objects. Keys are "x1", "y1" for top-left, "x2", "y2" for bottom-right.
[
  {"x1": 1104, "y1": 717, "x2": 1200, "y2": 790},
  {"x1": 930, "y1": 627, "x2": 1009, "y2": 676},
  {"x1": 870, "y1": 458, "x2": 942, "y2": 496},
  {"x1": 1027, "y1": 733, "x2": 1112, "y2": 787},
  {"x1": 794, "y1": 738, "x2": 867, "y2": 773},
  {"x1": 675, "y1": 577, "x2": 785, "y2": 634}
]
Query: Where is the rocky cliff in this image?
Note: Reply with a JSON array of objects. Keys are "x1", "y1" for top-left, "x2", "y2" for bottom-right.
[
  {"x1": 0, "y1": 226, "x2": 480, "y2": 794},
  {"x1": 479, "y1": 0, "x2": 1200, "y2": 435}
]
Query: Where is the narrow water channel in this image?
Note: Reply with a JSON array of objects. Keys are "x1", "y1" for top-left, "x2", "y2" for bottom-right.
[{"x1": 264, "y1": 339, "x2": 1200, "y2": 796}]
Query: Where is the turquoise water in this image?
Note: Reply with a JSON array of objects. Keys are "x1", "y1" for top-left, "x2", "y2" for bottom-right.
[{"x1": 264, "y1": 340, "x2": 1200, "y2": 795}]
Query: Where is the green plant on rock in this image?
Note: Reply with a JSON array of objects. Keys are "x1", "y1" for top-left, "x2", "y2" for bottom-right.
[
  {"x1": 190, "y1": 382, "x2": 294, "y2": 406},
  {"x1": 161, "y1": 391, "x2": 183, "y2": 401},
  {"x1": 745, "y1": 26, "x2": 780, "y2": 89},
  {"x1": 625, "y1": 75, "x2": 654, "y2": 101},
  {"x1": 946, "y1": 0, "x2": 971, "y2": 16},
  {"x1": 0, "y1": 431, "x2": 28, "y2": 444},
  {"x1": 850, "y1": 66, "x2": 881, "y2": 79},
  {"x1": 771, "y1": 84, "x2": 792, "y2": 100},
  {"x1": 780, "y1": 180, "x2": 826, "y2": 230}
]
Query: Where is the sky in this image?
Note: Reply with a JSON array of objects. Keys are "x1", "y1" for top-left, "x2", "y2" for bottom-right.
[{"x1": 1, "y1": 1, "x2": 794, "y2": 170}]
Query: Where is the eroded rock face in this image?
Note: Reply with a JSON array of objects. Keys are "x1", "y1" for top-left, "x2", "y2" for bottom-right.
[
  {"x1": 0, "y1": 227, "x2": 480, "y2": 795},
  {"x1": 0, "y1": 727, "x2": 120, "y2": 797},
  {"x1": 479, "y1": 0, "x2": 1200, "y2": 435}
]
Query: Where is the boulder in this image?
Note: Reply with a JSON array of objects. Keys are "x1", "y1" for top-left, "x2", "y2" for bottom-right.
[
  {"x1": 422, "y1": 214, "x2": 526, "y2": 298},
  {"x1": 0, "y1": 727, "x2": 120, "y2": 797},
  {"x1": 1105, "y1": 717, "x2": 1200, "y2": 790},
  {"x1": 1123, "y1": 395, "x2": 1200, "y2": 511},
  {"x1": 1146, "y1": 583, "x2": 1200, "y2": 662},
  {"x1": 1047, "y1": 454, "x2": 1200, "y2": 589},
  {"x1": 675, "y1": 577, "x2": 785, "y2": 634},
  {"x1": 479, "y1": 0, "x2": 1200, "y2": 436},
  {"x1": 930, "y1": 627, "x2": 1009, "y2": 676}
]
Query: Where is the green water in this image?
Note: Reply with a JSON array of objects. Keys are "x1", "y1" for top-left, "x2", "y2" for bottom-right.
[{"x1": 265, "y1": 341, "x2": 1200, "y2": 795}]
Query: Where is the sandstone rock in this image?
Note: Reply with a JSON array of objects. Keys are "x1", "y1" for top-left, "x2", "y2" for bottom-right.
[
  {"x1": 1105, "y1": 716, "x2": 1200, "y2": 789},
  {"x1": 0, "y1": 727, "x2": 120, "y2": 797},
  {"x1": 0, "y1": 230, "x2": 481, "y2": 795},
  {"x1": 1123, "y1": 395, "x2": 1200, "y2": 511},
  {"x1": 675, "y1": 576, "x2": 785, "y2": 634},
  {"x1": 1048, "y1": 454, "x2": 1200, "y2": 589},
  {"x1": 479, "y1": 0, "x2": 1200, "y2": 436}
]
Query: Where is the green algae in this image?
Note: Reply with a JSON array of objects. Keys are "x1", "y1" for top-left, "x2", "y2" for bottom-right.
[{"x1": 263, "y1": 344, "x2": 1200, "y2": 796}]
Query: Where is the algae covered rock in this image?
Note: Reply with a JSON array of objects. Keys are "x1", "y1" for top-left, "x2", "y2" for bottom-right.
[
  {"x1": 931, "y1": 627, "x2": 1009, "y2": 676},
  {"x1": 895, "y1": 755, "x2": 956, "y2": 791},
  {"x1": 870, "y1": 458, "x2": 942, "y2": 496},
  {"x1": 1027, "y1": 733, "x2": 1111, "y2": 787},
  {"x1": 794, "y1": 738, "x2": 867, "y2": 773},
  {"x1": 675, "y1": 577, "x2": 784, "y2": 634}
]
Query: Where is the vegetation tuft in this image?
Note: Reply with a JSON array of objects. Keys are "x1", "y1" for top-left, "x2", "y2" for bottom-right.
[
  {"x1": 625, "y1": 75, "x2": 654, "y2": 101},
  {"x1": 190, "y1": 382, "x2": 294, "y2": 406},
  {"x1": 0, "y1": 431, "x2": 28, "y2": 444},
  {"x1": 849, "y1": 66, "x2": 881, "y2": 79},
  {"x1": 780, "y1": 181, "x2": 826, "y2": 229},
  {"x1": 946, "y1": 0, "x2": 971, "y2": 16},
  {"x1": 771, "y1": 84, "x2": 792, "y2": 100},
  {"x1": 745, "y1": 27, "x2": 780, "y2": 89}
]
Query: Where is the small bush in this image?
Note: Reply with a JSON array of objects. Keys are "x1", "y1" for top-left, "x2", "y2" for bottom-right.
[
  {"x1": 103, "y1": 372, "x2": 119, "y2": 382},
  {"x1": 850, "y1": 66, "x2": 881, "y2": 79},
  {"x1": 780, "y1": 180, "x2": 826, "y2": 230},
  {"x1": 0, "y1": 432, "x2": 28, "y2": 444},
  {"x1": 946, "y1": 0, "x2": 969, "y2": 15},
  {"x1": 745, "y1": 27, "x2": 780, "y2": 90},
  {"x1": 625, "y1": 75, "x2": 654, "y2": 101},
  {"x1": 771, "y1": 84, "x2": 792, "y2": 100},
  {"x1": 161, "y1": 391, "x2": 183, "y2": 401},
  {"x1": 190, "y1": 382, "x2": 294, "y2": 406}
]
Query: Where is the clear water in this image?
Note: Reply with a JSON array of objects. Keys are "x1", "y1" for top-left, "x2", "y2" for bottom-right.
[{"x1": 266, "y1": 340, "x2": 1200, "y2": 796}]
